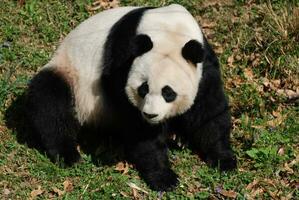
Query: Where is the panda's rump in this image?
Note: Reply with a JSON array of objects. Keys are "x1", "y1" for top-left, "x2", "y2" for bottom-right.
[{"x1": 44, "y1": 58, "x2": 104, "y2": 126}]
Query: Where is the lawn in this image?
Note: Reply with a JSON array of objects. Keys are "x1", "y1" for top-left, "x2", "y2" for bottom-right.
[{"x1": 0, "y1": 0, "x2": 298, "y2": 199}]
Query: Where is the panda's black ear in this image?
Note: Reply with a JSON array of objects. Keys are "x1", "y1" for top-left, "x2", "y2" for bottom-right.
[
  {"x1": 182, "y1": 40, "x2": 205, "y2": 65},
  {"x1": 132, "y1": 34, "x2": 153, "y2": 57}
]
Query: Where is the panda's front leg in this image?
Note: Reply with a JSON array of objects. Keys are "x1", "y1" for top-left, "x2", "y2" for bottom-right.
[
  {"x1": 125, "y1": 132, "x2": 178, "y2": 191},
  {"x1": 195, "y1": 110, "x2": 236, "y2": 171},
  {"x1": 177, "y1": 110, "x2": 237, "y2": 171}
]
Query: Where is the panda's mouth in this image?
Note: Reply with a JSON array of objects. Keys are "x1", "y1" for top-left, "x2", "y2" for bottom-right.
[
  {"x1": 143, "y1": 112, "x2": 158, "y2": 119},
  {"x1": 142, "y1": 112, "x2": 161, "y2": 124}
]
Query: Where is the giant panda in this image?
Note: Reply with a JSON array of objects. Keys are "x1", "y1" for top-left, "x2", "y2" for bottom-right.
[{"x1": 25, "y1": 4, "x2": 237, "y2": 191}]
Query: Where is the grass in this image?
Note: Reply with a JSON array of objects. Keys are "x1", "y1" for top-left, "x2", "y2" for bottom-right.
[{"x1": 0, "y1": 0, "x2": 298, "y2": 199}]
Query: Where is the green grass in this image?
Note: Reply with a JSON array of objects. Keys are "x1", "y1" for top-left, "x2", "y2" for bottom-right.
[{"x1": 0, "y1": 0, "x2": 298, "y2": 199}]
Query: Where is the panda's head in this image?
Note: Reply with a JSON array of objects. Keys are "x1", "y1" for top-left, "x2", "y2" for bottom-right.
[{"x1": 126, "y1": 34, "x2": 204, "y2": 124}]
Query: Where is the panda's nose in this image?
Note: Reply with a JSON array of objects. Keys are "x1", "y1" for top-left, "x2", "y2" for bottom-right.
[{"x1": 143, "y1": 112, "x2": 158, "y2": 119}]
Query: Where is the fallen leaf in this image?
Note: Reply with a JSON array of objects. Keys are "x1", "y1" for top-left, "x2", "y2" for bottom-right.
[
  {"x1": 235, "y1": 55, "x2": 242, "y2": 61},
  {"x1": 30, "y1": 186, "x2": 43, "y2": 199},
  {"x1": 283, "y1": 163, "x2": 294, "y2": 174},
  {"x1": 214, "y1": 46, "x2": 224, "y2": 54},
  {"x1": 201, "y1": 21, "x2": 217, "y2": 28},
  {"x1": 63, "y1": 180, "x2": 74, "y2": 192},
  {"x1": 251, "y1": 125, "x2": 265, "y2": 129},
  {"x1": 0, "y1": 125, "x2": 7, "y2": 133},
  {"x1": 262, "y1": 179, "x2": 276, "y2": 188},
  {"x1": 52, "y1": 187, "x2": 64, "y2": 196},
  {"x1": 267, "y1": 111, "x2": 286, "y2": 127},
  {"x1": 276, "y1": 88, "x2": 299, "y2": 100},
  {"x1": 252, "y1": 59, "x2": 259, "y2": 67},
  {"x1": 251, "y1": 188, "x2": 264, "y2": 198},
  {"x1": 18, "y1": 0, "x2": 25, "y2": 6},
  {"x1": 281, "y1": 191, "x2": 294, "y2": 200},
  {"x1": 244, "y1": 68, "x2": 254, "y2": 80},
  {"x1": 227, "y1": 55, "x2": 234, "y2": 67},
  {"x1": 115, "y1": 161, "x2": 129, "y2": 174},
  {"x1": 217, "y1": 187, "x2": 237, "y2": 199},
  {"x1": 3, "y1": 188, "x2": 10, "y2": 195},
  {"x1": 251, "y1": 55, "x2": 260, "y2": 67},
  {"x1": 201, "y1": 0, "x2": 233, "y2": 8},
  {"x1": 268, "y1": 190, "x2": 279, "y2": 199},
  {"x1": 289, "y1": 155, "x2": 299, "y2": 167},
  {"x1": 127, "y1": 182, "x2": 148, "y2": 194},
  {"x1": 132, "y1": 187, "x2": 139, "y2": 199},
  {"x1": 231, "y1": 76, "x2": 243, "y2": 87},
  {"x1": 285, "y1": 89, "x2": 299, "y2": 100},
  {"x1": 272, "y1": 110, "x2": 281, "y2": 118},
  {"x1": 249, "y1": 52, "x2": 256, "y2": 61},
  {"x1": 277, "y1": 89, "x2": 285, "y2": 96},
  {"x1": 277, "y1": 147, "x2": 284, "y2": 155},
  {"x1": 271, "y1": 79, "x2": 281, "y2": 88},
  {"x1": 221, "y1": 190, "x2": 237, "y2": 198},
  {"x1": 87, "y1": 0, "x2": 119, "y2": 11},
  {"x1": 157, "y1": 191, "x2": 165, "y2": 200},
  {"x1": 120, "y1": 191, "x2": 129, "y2": 197},
  {"x1": 246, "y1": 179, "x2": 259, "y2": 190},
  {"x1": 87, "y1": 4, "x2": 101, "y2": 11},
  {"x1": 212, "y1": 42, "x2": 223, "y2": 54},
  {"x1": 262, "y1": 77, "x2": 270, "y2": 87}
]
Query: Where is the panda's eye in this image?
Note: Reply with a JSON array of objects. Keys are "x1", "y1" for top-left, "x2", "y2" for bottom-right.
[
  {"x1": 137, "y1": 82, "x2": 149, "y2": 98},
  {"x1": 162, "y1": 85, "x2": 177, "y2": 102}
]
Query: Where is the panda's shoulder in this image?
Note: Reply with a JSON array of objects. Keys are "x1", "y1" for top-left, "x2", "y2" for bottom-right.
[{"x1": 65, "y1": 7, "x2": 139, "y2": 41}]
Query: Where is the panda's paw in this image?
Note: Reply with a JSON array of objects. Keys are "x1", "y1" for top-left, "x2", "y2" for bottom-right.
[
  {"x1": 219, "y1": 156, "x2": 237, "y2": 171},
  {"x1": 63, "y1": 149, "x2": 81, "y2": 167},
  {"x1": 48, "y1": 147, "x2": 81, "y2": 167},
  {"x1": 207, "y1": 155, "x2": 237, "y2": 171},
  {"x1": 144, "y1": 169, "x2": 179, "y2": 191}
]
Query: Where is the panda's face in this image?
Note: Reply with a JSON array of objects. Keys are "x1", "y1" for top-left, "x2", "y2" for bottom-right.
[{"x1": 126, "y1": 39, "x2": 203, "y2": 124}]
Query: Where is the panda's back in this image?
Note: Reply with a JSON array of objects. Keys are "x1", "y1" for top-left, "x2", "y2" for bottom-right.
[
  {"x1": 42, "y1": 4, "x2": 200, "y2": 125},
  {"x1": 48, "y1": 4, "x2": 195, "y2": 79},
  {"x1": 48, "y1": 6, "x2": 137, "y2": 77}
]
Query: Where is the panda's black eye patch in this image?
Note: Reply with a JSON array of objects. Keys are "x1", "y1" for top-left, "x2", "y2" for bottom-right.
[
  {"x1": 162, "y1": 85, "x2": 177, "y2": 102},
  {"x1": 137, "y1": 82, "x2": 149, "y2": 98}
]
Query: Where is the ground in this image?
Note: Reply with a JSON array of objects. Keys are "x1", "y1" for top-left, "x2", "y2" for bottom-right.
[{"x1": 0, "y1": 0, "x2": 298, "y2": 199}]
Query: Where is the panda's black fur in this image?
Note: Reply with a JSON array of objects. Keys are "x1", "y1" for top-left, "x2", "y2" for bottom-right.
[
  {"x1": 25, "y1": 5, "x2": 236, "y2": 191},
  {"x1": 26, "y1": 68, "x2": 81, "y2": 164}
]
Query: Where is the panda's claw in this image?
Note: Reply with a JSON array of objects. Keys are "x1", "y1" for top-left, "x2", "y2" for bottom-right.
[
  {"x1": 207, "y1": 155, "x2": 237, "y2": 171},
  {"x1": 47, "y1": 146, "x2": 81, "y2": 167}
]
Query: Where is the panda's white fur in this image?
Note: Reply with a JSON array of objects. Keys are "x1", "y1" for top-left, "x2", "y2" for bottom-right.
[{"x1": 44, "y1": 4, "x2": 203, "y2": 125}]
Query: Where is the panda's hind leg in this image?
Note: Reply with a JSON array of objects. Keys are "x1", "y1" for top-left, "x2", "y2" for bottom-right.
[{"x1": 25, "y1": 68, "x2": 81, "y2": 166}]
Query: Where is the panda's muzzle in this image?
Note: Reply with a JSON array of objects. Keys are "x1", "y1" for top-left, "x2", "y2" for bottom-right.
[{"x1": 143, "y1": 112, "x2": 158, "y2": 119}]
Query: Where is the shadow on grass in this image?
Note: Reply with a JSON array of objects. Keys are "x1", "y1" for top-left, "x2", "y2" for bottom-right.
[{"x1": 4, "y1": 92, "x2": 123, "y2": 167}]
